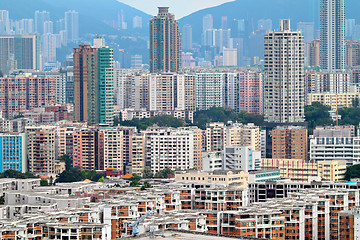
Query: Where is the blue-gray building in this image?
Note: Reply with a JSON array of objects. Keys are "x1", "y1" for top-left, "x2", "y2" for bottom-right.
[{"x1": 0, "y1": 133, "x2": 26, "y2": 173}]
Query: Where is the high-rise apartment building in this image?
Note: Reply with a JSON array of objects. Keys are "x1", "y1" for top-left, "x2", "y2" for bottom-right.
[
  {"x1": 0, "y1": 10, "x2": 10, "y2": 34},
  {"x1": 196, "y1": 73, "x2": 225, "y2": 111},
  {"x1": 315, "y1": 72, "x2": 350, "y2": 93},
  {"x1": 345, "y1": 39, "x2": 360, "y2": 67},
  {"x1": 56, "y1": 66, "x2": 74, "y2": 105},
  {"x1": 320, "y1": 0, "x2": 345, "y2": 71},
  {"x1": 182, "y1": 24, "x2": 192, "y2": 50},
  {"x1": 0, "y1": 74, "x2": 55, "y2": 119},
  {"x1": 65, "y1": 10, "x2": 79, "y2": 43},
  {"x1": 57, "y1": 126, "x2": 75, "y2": 158},
  {"x1": 74, "y1": 43, "x2": 114, "y2": 125},
  {"x1": 0, "y1": 133, "x2": 26, "y2": 173},
  {"x1": 180, "y1": 126, "x2": 203, "y2": 170},
  {"x1": 297, "y1": 22, "x2": 315, "y2": 43},
  {"x1": 205, "y1": 122, "x2": 227, "y2": 152},
  {"x1": 264, "y1": 19, "x2": 305, "y2": 123},
  {"x1": 226, "y1": 123, "x2": 260, "y2": 151},
  {"x1": 306, "y1": 38, "x2": 320, "y2": 67},
  {"x1": 0, "y1": 35, "x2": 40, "y2": 75},
  {"x1": 129, "y1": 133, "x2": 145, "y2": 176},
  {"x1": 223, "y1": 48, "x2": 237, "y2": 66},
  {"x1": 132, "y1": 16, "x2": 142, "y2": 29},
  {"x1": 148, "y1": 73, "x2": 195, "y2": 112},
  {"x1": 202, "y1": 14, "x2": 213, "y2": 33},
  {"x1": 99, "y1": 128, "x2": 123, "y2": 171},
  {"x1": 238, "y1": 71, "x2": 263, "y2": 114},
  {"x1": 34, "y1": 10, "x2": 50, "y2": 34},
  {"x1": 73, "y1": 128, "x2": 98, "y2": 170},
  {"x1": 26, "y1": 126, "x2": 56, "y2": 174},
  {"x1": 272, "y1": 126, "x2": 308, "y2": 160},
  {"x1": 150, "y1": 7, "x2": 181, "y2": 73},
  {"x1": 143, "y1": 127, "x2": 194, "y2": 174}
]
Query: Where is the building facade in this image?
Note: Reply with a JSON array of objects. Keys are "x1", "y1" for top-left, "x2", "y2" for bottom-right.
[
  {"x1": 0, "y1": 74, "x2": 56, "y2": 119},
  {"x1": 0, "y1": 35, "x2": 40, "y2": 75},
  {"x1": 150, "y1": 7, "x2": 181, "y2": 73},
  {"x1": 263, "y1": 19, "x2": 305, "y2": 123},
  {"x1": 272, "y1": 126, "x2": 308, "y2": 160},
  {"x1": 0, "y1": 133, "x2": 26, "y2": 173},
  {"x1": 73, "y1": 44, "x2": 114, "y2": 125},
  {"x1": 320, "y1": 0, "x2": 345, "y2": 71},
  {"x1": 26, "y1": 126, "x2": 56, "y2": 174}
]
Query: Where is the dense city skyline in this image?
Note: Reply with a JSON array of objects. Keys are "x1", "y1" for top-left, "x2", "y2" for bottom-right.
[{"x1": 2, "y1": 0, "x2": 360, "y2": 239}]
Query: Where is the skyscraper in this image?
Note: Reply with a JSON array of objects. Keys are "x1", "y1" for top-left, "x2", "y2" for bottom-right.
[
  {"x1": 320, "y1": 0, "x2": 345, "y2": 71},
  {"x1": 202, "y1": 14, "x2": 213, "y2": 33},
  {"x1": 74, "y1": 40, "x2": 114, "y2": 125},
  {"x1": 306, "y1": 38, "x2": 320, "y2": 67},
  {"x1": 150, "y1": 7, "x2": 181, "y2": 73},
  {"x1": 297, "y1": 22, "x2": 315, "y2": 43},
  {"x1": 182, "y1": 24, "x2": 192, "y2": 50},
  {"x1": 0, "y1": 10, "x2": 10, "y2": 34},
  {"x1": 34, "y1": 10, "x2": 50, "y2": 34},
  {"x1": 264, "y1": 19, "x2": 305, "y2": 123},
  {"x1": 0, "y1": 35, "x2": 40, "y2": 75},
  {"x1": 65, "y1": 10, "x2": 79, "y2": 43}
]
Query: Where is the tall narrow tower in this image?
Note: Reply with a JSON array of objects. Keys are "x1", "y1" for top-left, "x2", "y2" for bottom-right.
[
  {"x1": 320, "y1": 0, "x2": 345, "y2": 71},
  {"x1": 150, "y1": 7, "x2": 181, "y2": 73},
  {"x1": 263, "y1": 19, "x2": 305, "y2": 123},
  {"x1": 74, "y1": 39, "x2": 114, "y2": 125}
]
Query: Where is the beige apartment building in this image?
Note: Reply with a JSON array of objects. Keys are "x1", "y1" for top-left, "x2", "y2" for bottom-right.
[
  {"x1": 26, "y1": 125, "x2": 57, "y2": 174},
  {"x1": 261, "y1": 158, "x2": 347, "y2": 182},
  {"x1": 307, "y1": 92, "x2": 360, "y2": 109},
  {"x1": 226, "y1": 123, "x2": 260, "y2": 151},
  {"x1": 175, "y1": 170, "x2": 249, "y2": 188}
]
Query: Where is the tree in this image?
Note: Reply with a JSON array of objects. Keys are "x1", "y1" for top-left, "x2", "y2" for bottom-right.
[
  {"x1": 345, "y1": 164, "x2": 360, "y2": 181},
  {"x1": 305, "y1": 102, "x2": 333, "y2": 134},
  {"x1": 192, "y1": 107, "x2": 264, "y2": 129},
  {"x1": 113, "y1": 116, "x2": 120, "y2": 126},
  {"x1": 339, "y1": 107, "x2": 360, "y2": 126},
  {"x1": 352, "y1": 98, "x2": 360, "y2": 108},
  {"x1": 40, "y1": 179, "x2": 49, "y2": 186},
  {"x1": 154, "y1": 168, "x2": 175, "y2": 179},
  {"x1": 0, "y1": 170, "x2": 38, "y2": 179},
  {"x1": 120, "y1": 115, "x2": 186, "y2": 130},
  {"x1": 56, "y1": 168, "x2": 83, "y2": 183},
  {"x1": 97, "y1": 176, "x2": 105, "y2": 182},
  {"x1": 58, "y1": 154, "x2": 72, "y2": 170},
  {"x1": 142, "y1": 166, "x2": 154, "y2": 179},
  {"x1": 140, "y1": 181, "x2": 152, "y2": 190},
  {"x1": 130, "y1": 179, "x2": 141, "y2": 187},
  {"x1": 82, "y1": 169, "x2": 97, "y2": 180}
]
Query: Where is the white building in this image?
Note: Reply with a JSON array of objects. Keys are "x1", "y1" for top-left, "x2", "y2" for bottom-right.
[
  {"x1": 315, "y1": 72, "x2": 350, "y2": 93},
  {"x1": 223, "y1": 48, "x2": 237, "y2": 66},
  {"x1": 222, "y1": 146, "x2": 261, "y2": 172},
  {"x1": 320, "y1": 0, "x2": 345, "y2": 71},
  {"x1": 144, "y1": 127, "x2": 194, "y2": 174},
  {"x1": 202, "y1": 152, "x2": 222, "y2": 171},
  {"x1": 263, "y1": 19, "x2": 305, "y2": 123},
  {"x1": 195, "y1": 73, "x2": 225, "y2": 110}
]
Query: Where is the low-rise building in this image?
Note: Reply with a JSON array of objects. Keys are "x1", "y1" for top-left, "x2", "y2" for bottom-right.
[
  {"x1": 261, "y1": 158, "x2": 347, "y2": 182},
  {"x1": 174, "y1": 170, "x2": 249, "y2": 188}
]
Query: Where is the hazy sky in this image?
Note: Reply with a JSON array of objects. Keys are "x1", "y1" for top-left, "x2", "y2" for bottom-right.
[{"x1": 117, "y1": 0, "x2": 235, "y2": 18}]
